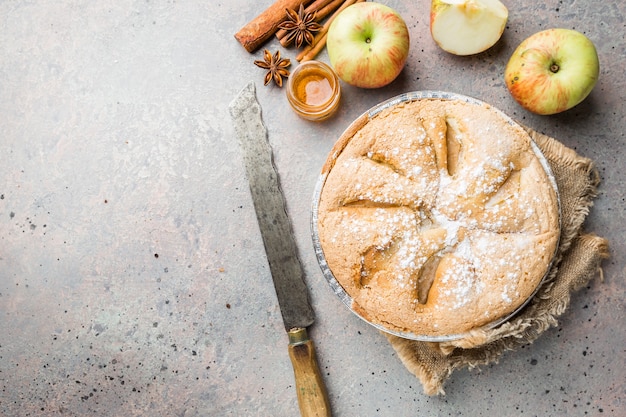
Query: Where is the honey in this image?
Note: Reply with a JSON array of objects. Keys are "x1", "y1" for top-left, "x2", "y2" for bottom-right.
[
  {"x1": 296, "y1": 73, "x2": 333, "y2": 106},
  {"x1": 286, "y1": 60, "x2": 341, "y2": 121}
]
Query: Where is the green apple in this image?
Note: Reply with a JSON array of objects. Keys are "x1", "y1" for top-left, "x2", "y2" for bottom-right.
[
  {"x1": 505, "y1": 28, "x2": 600, "y2": 115},
  {"x1": 430, "y1": 0, "x2": 508, "y2": 56},
  {"x1": 326, "y1": 2, "x2": 410, "y2": 89}
]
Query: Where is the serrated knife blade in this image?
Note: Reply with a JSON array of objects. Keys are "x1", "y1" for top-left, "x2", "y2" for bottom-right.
[{"x1": 229, "y1": 82, "x2": 330, "y2": 417}]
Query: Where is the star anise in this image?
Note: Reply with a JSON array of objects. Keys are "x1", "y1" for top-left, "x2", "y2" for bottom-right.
[
  {"x1": 254, "y1": 49, "x2": 291, "y2": 87},
  {"x1": 278, "y1": 4, "x2": 323, "y2": 48}
]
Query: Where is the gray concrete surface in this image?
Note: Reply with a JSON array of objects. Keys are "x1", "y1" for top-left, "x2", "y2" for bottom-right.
[{"x1": 1, "y1": 1, "x2": 624, "y2": 416}]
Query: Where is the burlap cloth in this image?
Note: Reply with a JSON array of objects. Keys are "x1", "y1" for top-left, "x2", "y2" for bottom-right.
[{"x1": 386, "y1": 127, "x2": 610, "y2": 396}]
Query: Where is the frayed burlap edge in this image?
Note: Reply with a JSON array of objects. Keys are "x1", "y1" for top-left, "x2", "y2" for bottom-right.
[{"x1": 385, "y1": 128, "x2": 610, "y2": 396}]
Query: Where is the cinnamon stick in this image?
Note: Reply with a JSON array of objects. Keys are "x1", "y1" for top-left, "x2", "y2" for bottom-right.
[
  {"x1": 234, "y1": 0, "x2": 313, "y2": 53},
  {"x1": 297, "y1": 0, "x2": 363, "y2": 61},
  {"x1": 275, "y1": 0, "x2": 340, "y2": 44},
  {"x1": 316, "y1": 0, "x2": 347, "y2": 21},
  {"x1": 298, "y1": 32, "x2": 329, "y2": 62}
]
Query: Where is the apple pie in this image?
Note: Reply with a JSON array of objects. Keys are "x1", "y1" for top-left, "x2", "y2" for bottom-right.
[{"x1": 314, "y1": 93, "x2": 560, "y2": 339}]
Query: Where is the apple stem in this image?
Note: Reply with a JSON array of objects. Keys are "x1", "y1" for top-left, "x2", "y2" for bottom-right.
[{"x1": 550, "y1": 63, "x2": 559, "y2": 73}]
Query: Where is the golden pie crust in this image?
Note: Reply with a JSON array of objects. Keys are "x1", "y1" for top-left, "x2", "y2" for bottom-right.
[{"x1": 315, "y1": 96, "x2": 560, "y2": 338}]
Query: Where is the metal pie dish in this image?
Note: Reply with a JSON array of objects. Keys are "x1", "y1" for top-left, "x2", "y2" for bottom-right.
[{"x1": 311, "y1": 91, "x2": 561, "y2": 342}]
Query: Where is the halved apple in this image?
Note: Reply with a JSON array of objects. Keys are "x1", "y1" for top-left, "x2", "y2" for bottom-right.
[{"x1": 430, "y1": 0, "x2": 508, "y2": 56}]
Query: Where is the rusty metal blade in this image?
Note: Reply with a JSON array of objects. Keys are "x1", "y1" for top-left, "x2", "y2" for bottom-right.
[{"x1": 229, "y1": 82, "x2": 315, "y2": 331}]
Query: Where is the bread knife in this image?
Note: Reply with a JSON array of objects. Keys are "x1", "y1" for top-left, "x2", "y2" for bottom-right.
[{"x1": 229, "y1": 82, "x2": 331, "y2": 417}]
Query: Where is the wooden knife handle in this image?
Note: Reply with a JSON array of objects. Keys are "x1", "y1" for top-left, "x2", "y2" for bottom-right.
[{"x1": 288, "y1": 328, "x2": 331, "y2": 417}]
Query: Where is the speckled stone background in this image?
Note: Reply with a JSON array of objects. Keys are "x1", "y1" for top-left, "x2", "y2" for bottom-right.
[{"x1": 0, "y1": 1, "x2": 624, "y2": 416}]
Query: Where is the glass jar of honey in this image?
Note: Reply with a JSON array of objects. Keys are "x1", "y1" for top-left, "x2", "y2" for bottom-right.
[{"x1": 286, "y1": 60, "x2": 341, "y2": 121}]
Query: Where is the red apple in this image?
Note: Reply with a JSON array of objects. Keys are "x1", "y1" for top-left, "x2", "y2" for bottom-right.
[{"x1": 326, "y1": 2, "x2": 410, "y2": 89}]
